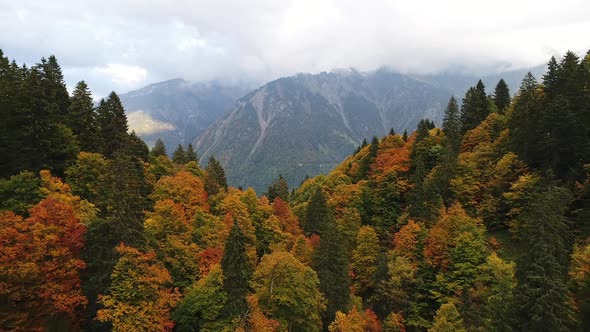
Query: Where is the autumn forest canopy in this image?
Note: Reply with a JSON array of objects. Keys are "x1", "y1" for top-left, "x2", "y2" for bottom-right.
[{"x1": 1, "y1": 48, "x2": 590, "y2": 331}]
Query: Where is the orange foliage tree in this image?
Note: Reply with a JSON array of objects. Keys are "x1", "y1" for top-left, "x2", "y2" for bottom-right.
[
  {"x1": 96, "y1": 244, "x2": 180, "y2": 332},
  {"x1": 0, "y1": 198, "x2": 87, "y2": 330}
]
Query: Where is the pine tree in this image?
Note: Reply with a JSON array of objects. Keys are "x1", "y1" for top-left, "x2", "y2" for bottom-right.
[
  {"x1": 312, "y1": 214, "x2": 350, "y2": 328},
  {"x1": 186, "y1": 143, "x2": 198, "y2": 163},
  {"x1": 402, "y1": 130, "x2": 408, "y2": 142},
  {"x1": 172, "y1": 144, "x2": 187, "y2": 164},
  {"x1": 460, "y1": 80, "x2": 489, "y2": 134},
  {"x1": 267, "y1": 174, "x2": 289, "y2": 202},
  {"x1": 493, "y1": 79, "x2": 511, "y2": 113},
  {"x1": 151, "y1": 138, "x2": 167, "y2": 158},
  {"x1": 303, "y1": 187, "x2": 330, "y2": 236},
  {"x1": 68, "y1": 81, "x2": 99, "y2": 152},
  {"x1": 221, "y1": 219, "x2": 252, "y2": 320}
]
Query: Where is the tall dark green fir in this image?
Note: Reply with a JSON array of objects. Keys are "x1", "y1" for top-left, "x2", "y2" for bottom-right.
[{"x1": 221, "y1": 219, "x2": 251, "y2": 320}]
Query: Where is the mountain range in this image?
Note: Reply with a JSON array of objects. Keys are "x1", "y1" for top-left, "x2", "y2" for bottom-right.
[
  {"x1": 121, "y1": 65, "x2": 544, "y2": 192},
  {"x1": 119, "y1": 79, "x2": 251, "y2": 153}
]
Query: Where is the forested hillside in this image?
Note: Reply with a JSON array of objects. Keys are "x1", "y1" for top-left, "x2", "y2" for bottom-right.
[{"x1": 1, "y1": 48, "x2": 589, "y2": 332}]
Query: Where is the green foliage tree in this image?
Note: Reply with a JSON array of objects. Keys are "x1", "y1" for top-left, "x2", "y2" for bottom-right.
[
  {"x1": 303, "y1": 187, "x2": 330, "y2": 236},
  {"x1": 151, "y1": 138, "x2": 168, "y2": 158},
  {"x1": 460, "y1": 80, "x2": 489, "y2": 134},
  {"x1": 493, "y1": 79, "x2": 511, "y2": 113},
  {"x1": 186, "y1": 143, "x2": 198, "y2": 163},
  {"x1": 172, "y1": 144, "x2": 187, "y2": 164},
  {"x1": 205, "y1": 156, "x2": 228, "y2": 195},
  {"x1": 252, "y1": 251, "x2": 325, "y2": 331},
  {"x1": 172, "y1": 265, "x2": 227, "y2": 332},
  {"x1": 221, "y1": 219, "x2": 252, "y2": 320},
  {"x1": 442, "y1": 96, "x2": 460, "y2": 150},
  {"x1": 513, "y1": 183, "x2": 576, "y2": 331},
  {"x1": 68, "y1": 81, "x2": 100, "y2": 152},
  {"x1": 429, "y1": 302, "x2": 467, "y2": 332},
  {"x1": 312, "y1": 217, "x2": 350, "y2": 327},
  {"x1": 267, "y1": 174, "x2": 289, "y2": 202},
  {"x1": 96, "y1": 92, "x2": 130, "y2": 157}
]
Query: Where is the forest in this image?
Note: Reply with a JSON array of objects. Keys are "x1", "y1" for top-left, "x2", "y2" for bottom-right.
[{"x1": 0, "y1": 48, "x2": 589, "y2": 332}]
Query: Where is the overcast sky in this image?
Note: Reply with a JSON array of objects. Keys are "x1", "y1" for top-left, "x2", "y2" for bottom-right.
[{"x1": 1, "y1": 0, "x2": 589, "y2": 98}]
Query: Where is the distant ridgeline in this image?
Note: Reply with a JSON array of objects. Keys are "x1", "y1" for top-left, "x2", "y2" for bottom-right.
[{"x1": 1, "y1": 48, "x2": 589, "y2": 332}]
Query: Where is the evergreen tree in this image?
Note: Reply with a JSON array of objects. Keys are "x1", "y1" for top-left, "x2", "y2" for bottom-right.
[
  {"x1": 493, "y1": 79, "x2": 511, "y2": 113},
  {"x1": 303, "y1": 187, "x2": 330, "y2": 236},
  {"x1": 513, "y1": 183, "x2": 576, "y2": 331},
  {"x1": 312, "y1": 214, "x2": 350, "y2": 328},
  {"x1": 460, "y1": 80, "x2": 489, "y2": 134},
  {"x1": 508, "y1": 72, "x2": 540, "y2": 166},
  {"x1": 172, "y1": 144, "x2": 187, "y2": 164},
  {"x1": 68, "y1": 81, "x2": 99, "y2": 152},
  {"x1": 402, "y1": 130, "x2": 408, "y2": 142},
  {"x1": 126, "y1": 131, "x2": 150, "y2": 162},
  {"x1": 442, "y1": 96, "x2": 460, "y2": 146},
  {"x1": 186, "y1": 143, "x2": 198, "y2": 163},
  {"x1": 389, "y1": 128, "x2": 396, "y2": 136},
  {"x1": 267, "y1": 174, "x2": 289, "y2": 202},
  {"x1": 205, "y1": 156, "x2": 228, "y2": 195},
  {"x1": 97, "y1": 92, "x2": 129, "y2": 157},
  {"x1": 151, "y1": 138, "x2": 167, "y2": 158},
  {"x1": 221, "y1": 219, "x2": 252, "y2": 320}
]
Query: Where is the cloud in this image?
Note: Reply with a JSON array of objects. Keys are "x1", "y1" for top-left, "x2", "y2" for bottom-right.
[{"x1": 1, "y1": 0, "x2": 589, "y2": 98}]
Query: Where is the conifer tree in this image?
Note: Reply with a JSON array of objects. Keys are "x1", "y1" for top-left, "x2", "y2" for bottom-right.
[
  {"x1": 267, "y1": 174, "x2": 289, "y2": 202},
  {"x1": 151, "y1": 138, "x2": 167, "y2": 157},
  {"x1": 442, "y1": 96, "x2": 460, "y2": 144},
  {"x1": 172, "y1": 144, "x2": 187, "y2": 164},
  {"x1": 508, "y1": 72, "x2": 540, "y2": 166},
  {"x1": 493, "y1": 79, "x2": 511, "y2": 113},
  {"x1": 303, "y1": 187, "x2": 330, "y2": 236},
  {"x1": 513, "y1": 183, "x2": 576, "y2": 331},
  {"x1": 460, "y1": 80, "x2": 489, "y2": 134},
  {"x1": 186, "y1": 143, "x2": 198, "y2": 163},
  {"x1": 126, "y1": 131, "x2": 149, "y2": 162},
  {"x1": 68, "y1": 81, "x2": 99, "y2": 152},
  {"x1": 97, "y1": 92, "x2": 129, "y2": 157},
  {"x1": 205, "y1": 156, "x2": 228, "y2": 195},
  {"x1": 402, "y1": 130, "x2": 408, "y2": 142},
  {"x1": 221, "y1": 219, "x2": 252, "y2": 320},
  {"x1": 312, "y1": 213, "x2": 350, "y2": 328}
]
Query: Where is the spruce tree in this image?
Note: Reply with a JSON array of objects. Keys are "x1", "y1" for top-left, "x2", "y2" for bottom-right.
[
  {"x1": 205, "y1": 156, "x2": 228, "y2": 195},
  {"x1": 97, "y1": 92, "x2": 130, "y2": 157},
  {"x1": 172, "y1": 144, "x2": 187, "y2": 164},
  {"x1": 267, "y1": 174, "x2": 289, "y2": 202},
  {"x1": 402, "y1": 130, "x2": 408, "y2": 141},
  {"x1": 508, "y1": 72, "x2": 540, "y2": 166},
  {"x1": 312, "y1": 215, "x2": 350, "y2": 328},
  {"x1": 303, "y1": 187, "x2": 330, "y2": 236},
  {"x1": 221, "y1": 219, "x2": 251, "y2": 320},
  {"x1": 513, "y1": 183, "x2": 576, "y2": 331},
  {"x1": 186, "y1": 143, "x2": 198, "y2": 163},
  {"x1": 68, "y1": 81, "x2": 99, "y2": 152},
  {"x1": 442, "y1": 96, "x2": 461, "y2": 151},
  {"x1": 460, "y1": 80, "x2": 489, "y2": 134},
  {"x1": 126, "y1": 131, "x2": 150, "y2": 161},
  {"x1": 493, "y1": 79, "x2": 511, "y2": 113},
  {"x1": 151, "y1": 138, "x2": 168, "y2": 157}
]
